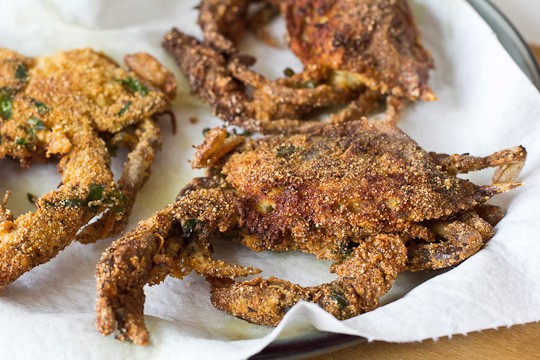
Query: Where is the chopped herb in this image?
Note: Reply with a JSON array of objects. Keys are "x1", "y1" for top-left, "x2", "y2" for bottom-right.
[
  {"x1": 333, "y1": 240, "x2": 356, "y2": 259},
  {"x1": 60, "y1": 198, "x2": 85, "y2": 207},
  {"x1": 276, "y1": 145, "x2": 299, "y2": 158},
  {"x1": 87, "y1": 183, "x2": 105, "y2": 202},
  {"x1": 43, "y1": 198, "x2": 85, "y2": 208},
  {"x1": 26, "y1": 117, "x2": 46, "y2": 130},
  {"x1": 330, "y1": 291, "x2": 349, "y2": 310},
  {"x1": 15, "y1": 64, "x2": 28, "y2": 80},
  {"x1": 15, "y1": 137, "x2": 28, "y2": 146},
  {"x1": 30, "y1": 99, "x2": 50, "y2": 115},
  {"x1": 41, "y1": 185, "x2": 126, "y2": 213},
  {"x1": 121, "y1": 77, "x2": 149, "y2": 96},
  {"x1": 181, "y1": 218, "x2": 203, "y2": 237},
  {"x1": 0, "y1": 135, "x2": 2, "y2": 144},
  {"x1": 27, "y1": 193, "x2": 37, "y2": 204},
  {"x1": 283, "y1": 67, "x2": 295, "y2": 77},
  {"x1": 0, "y1": 88, "x2": 15, "y2": 120},
  {"x1": 45, "y1": 198, "x2": 86, "y2": 208},
  {"x1": 106, "y1": 141, "x2": 118, "y2": 157},
  {"x1": 247, "y1": 307, "x2": 257, "y2": 313},
  {"x1": 202, "y1": 127, "x2": 211, "y2": 136},
  {"x1": 108, "y1": 190, "x2": 126, "y2": 213},
  {"x1": 240, "y1": 129, "x2": 253, "y2": 137},
  {"x1": 117, "y1": 101, "x2": 132, "y2": 116},
  {"x1": 302, "y1": 80, "x2": 317, "y2": 89}
]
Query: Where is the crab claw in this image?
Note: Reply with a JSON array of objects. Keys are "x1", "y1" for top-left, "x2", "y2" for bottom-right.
[
  {"x1": 125, "y1": 53, "x2": 177, "y2": 100},
  {"x1": 96, "y1": 186, "x2": 259, "y2": 345},
  {"x1": 208, "y1": 234, "x2": 407, "y2": 326}
]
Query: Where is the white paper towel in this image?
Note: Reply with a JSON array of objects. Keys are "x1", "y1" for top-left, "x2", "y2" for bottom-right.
[{"x1": 0, "y1": 1, "x2": 539, "y2": 359}]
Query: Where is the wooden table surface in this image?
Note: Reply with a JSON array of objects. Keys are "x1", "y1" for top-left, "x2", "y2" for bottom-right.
[{"x1": 308, "y1": 45, "x2": 540, "y2": 360}]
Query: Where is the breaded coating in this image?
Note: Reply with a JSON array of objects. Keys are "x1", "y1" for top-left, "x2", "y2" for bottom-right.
[
  {"x1": 96, "y1": 120, "x2": 525, "y2": 343},
  {"x1": 271, "y1": 0, "x2": 434, "y2": 101},
  {"x1": 172, "y1": 0, "x2": 434, "y2": 133},
  {"x1": 163, "y1": 29, "x2": 359, "y2": 133},
  {"x1": 0, "y1": 48, "x2": 176, "y2": 290}
]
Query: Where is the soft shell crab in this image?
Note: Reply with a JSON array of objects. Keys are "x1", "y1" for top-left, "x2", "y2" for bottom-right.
[
  {"x1": 96, "y1": 119, "x2": 525, "y2": 344},
  {"x1": 163, "y1": 0, "x2": 434, "y2": 134},
  {"x1": 0, "y1": 48, "x2": 176, "y2": 291}
]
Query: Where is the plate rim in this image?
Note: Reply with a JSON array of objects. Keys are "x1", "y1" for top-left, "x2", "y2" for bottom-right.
[{"x1": 251, "y1": 1, "x2": 540, "y2": 359}]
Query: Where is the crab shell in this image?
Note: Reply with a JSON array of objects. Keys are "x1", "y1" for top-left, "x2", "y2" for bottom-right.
[{"x1": 203, "y1": 121, "x2": 495, "y2": 259}]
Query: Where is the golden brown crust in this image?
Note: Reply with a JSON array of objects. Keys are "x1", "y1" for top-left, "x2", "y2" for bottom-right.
[
  {"x1": 198, "y1": 0, "x2": 251, "y2": 54},
  {"x1": 276, "y1": 0, "x2": 434, "y2": 100},
  {"x1": 222, "y1": 120, "x2": 487, "y2": 255},
  {"x1": 124, "y1": 53, "x2": 177, "y2": 100},
  {"x1": 162, "y1": 29, "x2": 360, "y2": 133},
  {"x1": 96, "y1": 187, "x2": 259, "y2": 344},
  {"x1": 1, "y1": 132, "x2": 115, "y2": 289},
  {"x1": 96, "y1": 119, "x2": 525, "y2": 343},
  {"x1": 209, "y1": 233, "x2": 407, "y2": 325},
  {"x1": 177, "y1": 0, "x2": 434, "y2": 134},
  {"x1": 0, "y1": 48, "x2": 176, "y2": 290},
  {"x1": 191, "y1": 128, "x2": 245, "y2": 169}
]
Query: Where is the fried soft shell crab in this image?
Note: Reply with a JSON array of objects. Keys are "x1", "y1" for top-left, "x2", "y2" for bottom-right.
[
  {"x1": 96, "y1": 119, "x2": 525, "y2": 344},
  {"x1": 0, "y1": 48, "x2": 176, "y2": 290},
  {"x1": 163, "y1": 0, "x2": 434, "y2": 134}
]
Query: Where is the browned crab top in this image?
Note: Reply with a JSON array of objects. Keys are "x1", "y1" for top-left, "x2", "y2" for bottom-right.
[
  {"x1": 272, "y1": 0, "x2": 435, "y2": 100},
  {"x1": 197, "y1": 0, "x2": 434, "y2": 100}
]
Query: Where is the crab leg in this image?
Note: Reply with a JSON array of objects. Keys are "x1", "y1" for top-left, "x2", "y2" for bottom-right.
[
  {"x1": 162, "y1": 29, "x2": 359, "y2": 131},
  {"x1": 198, "y1": 0, "x2": 251, "y2": 54},
  {"x1": 76, "y1": 118, "x2": 162, "y2": 244},
  {"x1": 96, "y1": 204, "x2": 177, "y2": 345},
  {"x1": 236, "y1": 89, "x2": 381, "y2": 135},
  {"x1": 431, "y1": 146, "x2": 526, "y2": 182},
  {"x1": 227, "y1": 58, "x2": 357, "y2": 110},
  {"x1": 208, "y1": 234, "x2": 407, "y2": 326},
  {"x1": 163, "y1": 29, "x2": 250, "y2": 124},
  {"x1": 0, "y1": 132, "x2": 114, "y2": 291},
  {"x1": 474, "y1": 204, "x2": 504, "y2": 227},
  {"x1": 96, "y1": 185, "x2": 260, "y2": 345},
  {"x1": 407, "y1": 217, "x2": 485, "y2": 271}
]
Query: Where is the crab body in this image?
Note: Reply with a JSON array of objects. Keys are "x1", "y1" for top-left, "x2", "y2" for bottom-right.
[
  {"x1": 96, "y1": 119, "x2": 525, "y2": 343},
  {"x1": 0, "y1": 48, "x2": 176, "y2": 290}
]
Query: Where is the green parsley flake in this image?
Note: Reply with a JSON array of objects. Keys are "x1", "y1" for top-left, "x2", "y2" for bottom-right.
[
  {"x1": 117, "y1": 101, "x2": 132, "y2": 116},
  {"x1": 0, "y1": 88, "x2": 15, "y2": 120},
  {"x1": 182, "y1": 218, "x2": 203, "y2": 237},
  {"x1": 121, "y1": 77, "x2": 149, "y2": 96},
  {"x1": 15, "y1": 64, "x2": 28, "y2": 80},
  {"x1": 87, "y1": 183, "x2": 105, "y2": 202},
  {"x1": 15, "y1": 137, "x2": 28, "y2": 146},
  {"x1": 30, "y1": 99, "x2": 50, "y2": 115},
  {"x1": 283, "y1": 68, "x2": 295, "y2": 77},
  {"x1": 27, "y1": 117, "x2": 46, "y2": 130},
  {"x1": 276, "y1": 145, "x2": 299, "y2": 158}
]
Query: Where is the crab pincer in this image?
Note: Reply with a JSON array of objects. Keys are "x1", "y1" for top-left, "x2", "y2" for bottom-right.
[{"x1": 0, "y1": 48, "x2": 176, "y2": 290}]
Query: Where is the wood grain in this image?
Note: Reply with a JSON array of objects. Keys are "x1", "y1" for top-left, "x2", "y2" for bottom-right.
[
  {"x1": 310, "y1": 322, "x2": 540, "y2": 360},
  {"x1": 531, "y1": 44, "x2": 540, "y2": 63},
  {"x1": 308, "y1": 45, "x2": 540, "y2": 360}
]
